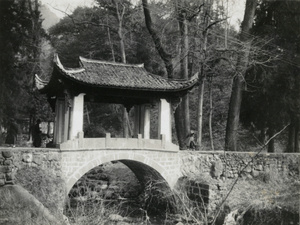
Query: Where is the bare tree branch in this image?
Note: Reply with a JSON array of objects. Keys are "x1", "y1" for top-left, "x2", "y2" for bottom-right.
[
  {"x1": 142, "y1": 0, "x2": 174, "y2": 78},
  {"x1": 50, "y1": 6, "x2": 115, "y2": 32},
  {"x1": 211, "y1": 123, "x2": 290, "y2": 224}
]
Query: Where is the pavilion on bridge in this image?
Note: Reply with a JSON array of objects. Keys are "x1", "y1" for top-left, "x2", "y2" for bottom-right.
[{"x1": 35, "y1": 54, "x2": 198, "y2": 150}]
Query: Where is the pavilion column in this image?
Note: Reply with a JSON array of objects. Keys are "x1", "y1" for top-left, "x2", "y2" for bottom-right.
[
  {"x1": 63, "y1": 100, "x2": 71, "y2": 142},
  {"x1": 134, "y1": 106, "x2": 141, "y2": 138},
  {"x1": 158, "y1": 99, "x2": 171, "y2": 142},
  {"x1": 53, "y1": 98, "x2": 64, "y2": 144},
  {"x1": 134, "y1": 104, "x2": 151, "y2": 139},
  {"x1": 69, "y1": 93, "x2": 85, "y2": 140},
  {"x1": 142, "y1": 105, "x2": 151, "y2": 139}
]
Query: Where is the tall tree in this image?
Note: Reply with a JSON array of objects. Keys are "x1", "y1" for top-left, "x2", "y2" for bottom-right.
[
  {"x1": 196, "y1": 0, "x2": 212, "y2": 149},
  {"x1": 98, "y1": 0, "x2": 131, "y2": 137},
  {"x1": 0, "y1": 0, "x2": 50, "y2": 142},
  {"x1": 225, "y1": 0, "x2": 257, "y2": 151},
  {"x1": 142, "y1": 0, "x2": 204, "y2": 148},
  {"x1": 241, "y1": 1, "x2": 300, "y2": 152}
]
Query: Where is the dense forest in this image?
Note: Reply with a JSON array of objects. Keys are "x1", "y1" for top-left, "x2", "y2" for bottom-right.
[{"x1": 0, "y1": 0, "x2": 299, "y2": 152}]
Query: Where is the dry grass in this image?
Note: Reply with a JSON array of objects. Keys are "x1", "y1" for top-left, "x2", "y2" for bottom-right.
[
  {"x1": 219, "y1": 170, "x2": 300, "y2": 225},
  {"x1": 15, "y1": 166, "x2": 66, "y2": 220},
  {"x1": 65, "y1": 181, "x2": 147, "y2": 225},
  {"x1": 0, "y1": 185, "x2": 66, "y2": 225}
]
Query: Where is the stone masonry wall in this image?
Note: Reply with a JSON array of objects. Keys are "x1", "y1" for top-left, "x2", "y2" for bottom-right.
[
  {"x1": 1, "y1": 147, "x2": 299, "y2": 215},
  {"x1": 180, "y1": 151, "x2": 300, "y2": 212},
  {"x1": 0, "y1": 148, "x2": 62, "y2": 187}
]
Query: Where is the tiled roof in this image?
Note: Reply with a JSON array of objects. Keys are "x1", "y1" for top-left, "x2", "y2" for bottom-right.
[{"x1": 52, "y1": 54, "x2": 198, "y2": 92}]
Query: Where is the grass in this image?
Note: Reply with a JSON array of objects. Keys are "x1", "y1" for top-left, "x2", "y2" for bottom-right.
[
  {"x1": 14, "y1": 166, "x2": 67, "y2": 223},
  {"x1": 0, "y1": 185, "x2": 66, "y2": 225},
  {"x1": 65, "y1": 179, "x2": 148, "y2": 225},
  {"x1": 217, "y1": 169, "x2": 300, "y2": 225}
]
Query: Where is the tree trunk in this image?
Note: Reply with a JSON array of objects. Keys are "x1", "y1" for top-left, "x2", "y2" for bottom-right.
[
  {"x1": 112, "y1": 0, "x2": 130, "y2": 138},
  {"x1": 174, "y1": 103, "x2": 186, "y2": 149},
  {"x1": 225, "y1": 0, "x2": 257, "y2": 151},
  {"x1": 175, "y1": 7, "x2": 190, "y2": 149},
  {"x1": 197, "y1": 76, "x2": 205, "y2": 148},
  {"x1": 142, "y1": 0, "x2": 192, "y2": 148},
  {"x1": 196, "y1": 0, "x2": 212, "y2": 149},
  {"x1": 225, "y1": 75, "x2": 244, "y2": 151},
  {"x1": 287, "y1": 121, "x2": 295, "y2": 152},
  {"x1": 267, "y1": 127, "x2": 275, "y2": 153},
  {"x1": 295, "y1": 117, "x2": 299, "y2": 152},
  {"x1": 181, "y1": 13, "x2": 190, "y2": 143},
  {"x1": 288, "y1": 116, "x2": 300, "y2": 152},
  {"x1": 142, "y1": 0, "x2": 174, "y2": 78},
  {"x1": 106, "y1": 15, "x2": 115, "y2": 62},
  {"x1": 208, "y1": 76, "x2": 214, "y2": 150}
]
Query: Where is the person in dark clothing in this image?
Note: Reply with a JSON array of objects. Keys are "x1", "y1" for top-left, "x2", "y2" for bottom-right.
[
  {"x1": 33, "y1": 119, "x2": 42, "y2": 147},
  {"x1": 5, "y1": 119, "x2": 18, "y2": 147},
  {"x1": 186, "y1": 130, "x2": 197, "y2": 150}
]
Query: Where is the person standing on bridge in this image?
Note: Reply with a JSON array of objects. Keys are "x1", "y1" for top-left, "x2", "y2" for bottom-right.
[
  {"x1": 32, "y1": 119, "x2": 42, "y2": 147},
  {"x1": 186, "y1": 130, "x2": 197, "y2": 150},
  {"x1": 5, "y1": 118, "x2": 19, "y2": 147}
]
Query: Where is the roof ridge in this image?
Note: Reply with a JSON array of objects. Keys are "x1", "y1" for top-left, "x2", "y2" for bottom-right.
[{"x1": 79, "y1": 56, "x2": 144, "y2": 68}]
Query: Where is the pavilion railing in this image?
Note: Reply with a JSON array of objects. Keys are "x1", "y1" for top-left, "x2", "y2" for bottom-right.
[{"x1": 59, "y1": 132, "x2": 179, "y2": 152}]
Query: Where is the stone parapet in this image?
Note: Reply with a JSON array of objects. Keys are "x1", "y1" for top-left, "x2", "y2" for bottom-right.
[{"x1": 59, "y1": 133, "x2": 179, "y2": 151}]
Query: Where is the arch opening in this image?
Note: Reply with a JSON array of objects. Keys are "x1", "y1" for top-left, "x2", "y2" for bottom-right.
[{"x1": 65, "y1": 159, "x2": 176, "y2": 224}]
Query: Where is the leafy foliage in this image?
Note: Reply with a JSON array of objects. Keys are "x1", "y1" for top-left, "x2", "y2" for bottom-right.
[
  {"x1": 0, "y1": 0, "x2": 53, "y2": 137},
  {"x1": 241, "y1": 1, "x2": 300, "y2": 152}
]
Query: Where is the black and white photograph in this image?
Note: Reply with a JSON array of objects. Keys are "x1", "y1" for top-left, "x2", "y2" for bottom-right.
[{"x1": 0, "y1": 0, "x2": 299, "y2": 224}]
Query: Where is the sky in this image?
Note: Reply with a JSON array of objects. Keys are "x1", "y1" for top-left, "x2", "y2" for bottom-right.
[
  {"x1": 40, "y1": 0, "x2": 246, "y2": 30},
  {"x1": 41, "y1": 0, "x2": 96, "y2": 18}
]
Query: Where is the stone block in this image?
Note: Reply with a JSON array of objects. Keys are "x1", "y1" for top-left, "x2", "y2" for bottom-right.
[
  {"x1": 244, "y1": 165, "x2": 252, "y2": 173},
  {"x1": 33, "y1": 154, "x2": 43, "y2": 165},
  {"x1": 211, "y1": 159, "x2": 223, "y2": 179},
  {"x1": 48, "y1": 153, "x2": 59, "y2": 161},
  {"x1": 246, "y1": 174, "x2": 253, "y2": 179},
  {"x1": 22, "y1": 153, "x2": 33, "y2": 163},
  {"x1": 0, "y1": 179, "x2": 5, "y2": 186},
  {"x1": 0, "y1": 166, "x2": 8, "y2": 173},
  {"x1": 3, "y1": 159, "x2": 13, "y2": 166},
  {"x1": 255, "y1": 164, "x2": 263, "y2": 171},
  {"x1": 5, "y1": 172, "x2": 14, "y2": 181},
  {"x1": 2, "y1": 151, "x2": 13, "y2": 159},
  {"x1": 251, "y1": 169, "x2": 260, "y2": 177}
]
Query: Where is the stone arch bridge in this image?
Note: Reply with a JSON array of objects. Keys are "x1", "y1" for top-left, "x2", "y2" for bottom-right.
[
  {"x1": 1, "y1": 134, "x2": 182, "y2": 194},
  {"x1": 59, "y1": 134, "x2": 181, "y2": 193},
  {"x1": 0, "y1": 139, "x2": 299, "y2": 212}
]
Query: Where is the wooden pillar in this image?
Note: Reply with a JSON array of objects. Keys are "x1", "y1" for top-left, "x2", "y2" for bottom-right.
[
  {"x1": 142, "y1": 105, "x2": 151, "y2": 139},
  {"x1": 134, "y1": 104, "x2": 151, "y2": 139},
  {"x1": 63, "y1": 100, "x2": 70, "y2": 142},
  {"x1": 53, "y1": 98, "x2": 64, "y2": 144},
  {"x1": 134, "y1": 105, "x2": 141, "y2": 138},
  {"x1": 158, "y1": 99, "x2": 171, "y2": 142},
  {"x1": 69, "y1": 93, "x2": 85, "y2": 140}
]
